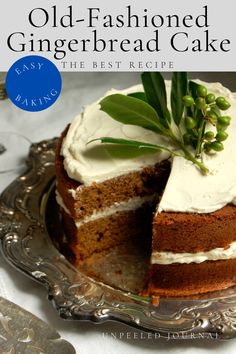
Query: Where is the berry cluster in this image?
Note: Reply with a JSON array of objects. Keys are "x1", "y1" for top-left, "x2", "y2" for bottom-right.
[
  {"x1": 96, "y1": 72, "x2": 231, "y2": 175},
  {"x1": 182, "y1": 85, "x2": 231, "y2": 156}
]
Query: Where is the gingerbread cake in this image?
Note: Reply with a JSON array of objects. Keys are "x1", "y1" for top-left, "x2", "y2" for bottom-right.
[{"x1": 55, "y1": 80, "x2": 236, "y2": 297}]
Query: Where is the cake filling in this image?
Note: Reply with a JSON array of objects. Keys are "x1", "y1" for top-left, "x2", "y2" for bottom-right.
[
  {"x1": 56, "y1": 190, "x2": 156, "y2": 228},
  {"x1": 151, "y1": 240, "x2": 236, "y2": 265},
  {"x1": 55, "y1": 190, "x2": 71, "y2": 215},
  {"x1": 74, "y1": 195, "x2": 155, "y2": 228}
]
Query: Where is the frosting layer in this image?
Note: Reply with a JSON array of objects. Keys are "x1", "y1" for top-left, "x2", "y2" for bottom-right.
[
  {"x1": 56, "y1": 190, "x2": 154, "y2": 227},
  {"x1": 74, "y1": 195, "x2": 154, "y2": 228},
  {"x1": 151, "y1": 241, "x2": 236, "y2": 264}
]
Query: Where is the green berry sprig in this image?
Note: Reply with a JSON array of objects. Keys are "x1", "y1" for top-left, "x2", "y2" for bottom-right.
[
  {"x1": 92, "y1": 73, "x2": 231, "y2": 175},
  {"x1": 182, "y1": 84, "x2": 231, "y2": 158}
]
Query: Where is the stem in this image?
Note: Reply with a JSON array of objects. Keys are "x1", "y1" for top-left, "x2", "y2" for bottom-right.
[
  {"x1": 165, "y1": 128, "x2": 209, "y2": 175},
  {"x1": 196, "y1": 119, "x2": 205, "y2": 158},
  {"x1": 177, "y1": 126, "x2": 184, "y2": 145},
  {"x1": 181, "y1": 144, "x2": 209, "y2": 175}
]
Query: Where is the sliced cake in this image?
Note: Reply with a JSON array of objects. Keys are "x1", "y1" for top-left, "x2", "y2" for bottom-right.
[{"x1": 55, "y1": 75, "x2": 236, "y2": 297}]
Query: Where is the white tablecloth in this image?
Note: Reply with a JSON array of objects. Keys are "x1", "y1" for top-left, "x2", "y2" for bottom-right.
[{"x1": 1, "y1": 72, "x2": 236, "y2": 353}]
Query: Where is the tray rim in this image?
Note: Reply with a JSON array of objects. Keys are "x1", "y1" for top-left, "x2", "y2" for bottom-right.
[{"x1": 1, "y1": 138, "x2": 236, "y2": 339}]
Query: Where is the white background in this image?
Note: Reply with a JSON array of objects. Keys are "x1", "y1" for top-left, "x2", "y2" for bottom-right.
[{"x1": 0, "y1": 0, "x2": 236, "y2": 71}]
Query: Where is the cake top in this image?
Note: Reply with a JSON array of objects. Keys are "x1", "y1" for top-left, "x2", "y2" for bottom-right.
[
  {"x1": 61, "y1": 77, "x2": 236, "y2": 214},
  {"x1": 61, "y1": 84, "x2": 170, "y2": 185}
]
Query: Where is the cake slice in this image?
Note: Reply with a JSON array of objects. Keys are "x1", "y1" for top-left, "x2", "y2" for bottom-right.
[
  {"x1": 56, "y1": 126, "x2": 170, "y2": 263},
  {"x1": 55, "y1": 84, "x2": 172, "y2": 264}
]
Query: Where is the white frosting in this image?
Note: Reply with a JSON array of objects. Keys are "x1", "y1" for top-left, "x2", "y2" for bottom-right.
[
  {"x1": 55, "y1": 190, "x2": 71, "y2": 215},
  {"x1": 56, "y1": 190, "x2": 155, "y2": 227},
  {"x1": 68, "y1": 188, "x2": 77, "y2": 199},
  {"x1": 158, "y1": 82, "x2": 236, "y2": 214},
  {"x1": 74, "y1": 195, "x2": 155, "y2": 228},
  {"x1": 151, "y1": 241, "x2": 236, "y2": 265},
  {"x1": 61, "y1": 84, "x2": 170, "y2": 186}
]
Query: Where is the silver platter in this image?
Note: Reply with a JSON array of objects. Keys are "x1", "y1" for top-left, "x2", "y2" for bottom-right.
[
  {"x1": 1, "y1": 139, "x2": 236, "y2": 339},
  {"x1": 0, "y1": 296, "x2": 75, "y2": 353}
]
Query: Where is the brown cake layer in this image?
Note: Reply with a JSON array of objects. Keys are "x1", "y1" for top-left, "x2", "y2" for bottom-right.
[
  {"x1": 55, "y1": 127, "x2": 170, "y2": 220},
  {"x1": 61, "y1": 205, "x2": 152, "y2": 262},
  {"x1": 152, "y1": 206, "x2": 236, "y2": 253},
  {"x1": 144, "y1": 259, "x2": 236, "y2": 297}
]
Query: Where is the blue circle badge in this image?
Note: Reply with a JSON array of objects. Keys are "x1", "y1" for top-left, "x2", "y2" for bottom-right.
[{"x1": 6, "y1": 55, "x2": 62, "y2": 112}]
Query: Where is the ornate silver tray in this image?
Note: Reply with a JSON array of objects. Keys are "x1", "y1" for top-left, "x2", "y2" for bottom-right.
[
  {"x1": 1, "y1": 139, "x2": 236, "y2": 340},
  {"x1": 0, "y1": 296, "x2": 75, "y2": 353}
]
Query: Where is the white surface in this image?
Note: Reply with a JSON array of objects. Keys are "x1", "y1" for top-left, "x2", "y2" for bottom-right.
[
  {"x1": 1, "y1": 72, "x2": 236, "y2": 353},
  {"x1": 1, "y1": 1, "x2": 236, "y2": 72}
]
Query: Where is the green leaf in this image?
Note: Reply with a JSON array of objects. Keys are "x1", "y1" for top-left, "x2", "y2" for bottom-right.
[
  {"x1": 210, "y1": 104, "x2": 221, "y2": 117},
  {"x1": 171, "y1": 72, "x2": 188, "y2": 126},
  {"x1": 189, "y1": 80, "x2": 200, "y2": 100},
  {"x1": 99, "y1": 94, "x2": 165, "y2": 134},
  {"x1": 141, "y1": 72, "x2": 171, "y2": 127},
  {"x1": 127, "y1": 92, "x2": 147, "y2": 102},
  {"x1": 88, "y1": 137, "x2": 172, "y2": 153},
  {"x1": 185, "y1": 81, "x2": 195, "y2": 118}
]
